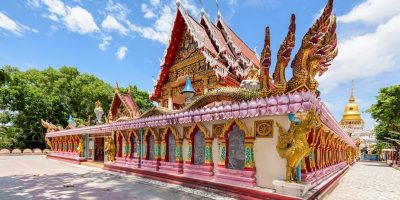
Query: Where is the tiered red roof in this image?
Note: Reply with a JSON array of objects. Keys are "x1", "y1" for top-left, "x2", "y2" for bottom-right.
[
  {"x1": 151, "y1": 4, "x2": 266, "y2": 102},
  {"x1": 109, "y1": 87, "x2": 141, "y2": 120}
]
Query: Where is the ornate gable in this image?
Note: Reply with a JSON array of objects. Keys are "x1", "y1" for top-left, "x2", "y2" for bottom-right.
[{"x1": 108, "y1": 88, "x2": 141, "y2": 123}]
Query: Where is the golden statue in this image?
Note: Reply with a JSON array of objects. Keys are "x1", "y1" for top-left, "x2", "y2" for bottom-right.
[
  {"x1": 276, "y1": 107, "x2": 321, "y2": 182},
  {"x1": 105, "y1": 136, "x2": 116, "y2": 162},
  {"x1": 76, "y1": 137, "x2": 85, "y2": 157},
  {"x1": 45, "y1": 137, "x2": 53, "y2": 149},
  {"x1": 246, "y1": 65, "x2": 259, "y2": 80}
]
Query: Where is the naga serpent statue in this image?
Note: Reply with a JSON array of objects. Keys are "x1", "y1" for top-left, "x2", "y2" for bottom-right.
[
  {"x1": 105, "y1": 136, "x2": 116, "y2": 162},
  {"x1": 276, "y1": 107, "x2": 321, "y2": 182}
]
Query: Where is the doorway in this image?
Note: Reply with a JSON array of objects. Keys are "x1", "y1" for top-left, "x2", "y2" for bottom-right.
[{"x1": 94, "y1": 137, "x2": 104, "y2": 162}]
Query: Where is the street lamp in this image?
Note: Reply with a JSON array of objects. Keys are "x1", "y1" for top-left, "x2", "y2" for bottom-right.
[{"x1": 181, "y1": 76, "x2": 196, "y2": 102}]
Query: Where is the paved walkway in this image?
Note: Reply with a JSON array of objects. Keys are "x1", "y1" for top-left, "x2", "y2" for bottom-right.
[
  {"x1": 325, "y1": 161, "x2": 400, "y2": 200},
  {"x1": 0, "y1": 156, "x2": 234, "y2": 200}
]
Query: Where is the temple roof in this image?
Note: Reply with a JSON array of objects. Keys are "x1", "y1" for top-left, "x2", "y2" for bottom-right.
[
  {"x1": 151, "y1": 4, "x2": 262, "y2": 101},
  {"x1": 108, "y1": 87, "x2": 141, "y2": 122}
]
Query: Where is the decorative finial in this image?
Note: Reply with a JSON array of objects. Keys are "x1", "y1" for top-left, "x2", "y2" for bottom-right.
[
  {"x1": 176, "y1": 0, "x2": 181, "y2": 7},
  {"x1": 351, "y1": 80, "x2": 354, "y2": 97},
  {"x1": 215, "y1": 0, "x2": 221, "y2": 18},
  {"x1": 198, "y1": 0, "x2": 205, "y2": 15},
  {"x1": 115, "y1": 81, "x2": 119, "y2": 91}
]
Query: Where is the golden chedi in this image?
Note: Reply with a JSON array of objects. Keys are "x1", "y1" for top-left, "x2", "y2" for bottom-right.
[{"x1": 340, "y1": 81, "x2": 364, "y2": 130}]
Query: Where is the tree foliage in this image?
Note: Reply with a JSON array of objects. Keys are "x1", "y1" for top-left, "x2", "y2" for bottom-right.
[
  {"x1": 0, "y1": 66, "x2": 153, "y2": 149},
  {"x1": 368, "y1": 85, "x2": 400, "y2": 142}
]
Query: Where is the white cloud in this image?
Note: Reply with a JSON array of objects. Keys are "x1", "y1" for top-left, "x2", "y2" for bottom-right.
[
  {"x1": 105, "y1": 0, "x2": 131, "y2": 21},
  {"x1": 64, "y1": 6, "x2": 99, "y2": 34},
  {"x1": 319, "y1": 14, "x2": 400, "y2": 92},
  {"x1": 150, "y1": 0, "x2": 160, "y2": 6},
  {"x1": 42, "y1": 0, "x2": 66, "y2": 16},
  {"x1": 32, "y1": 28, "x2": 39, "y2": 33},
  {"x1": 141, "y1": 4, "x2": 156, "y2": 19},
  {"x1": 338, "y1": 0, "x2": 400, "y2": 25},
  {"x1": 101, "y1": 15, "x2": 128, "y2": 35},
  {"x1": 127, "y1": 5, "x2": 174, "y2": 45},
  {"x1": 27, "y1": 0, "x2": 41, "y2": 8},
  {"x1": 0, "y1": 12, "x2": 30, "y2": 36},
  {"x1": 115, "y1": 46, "x2": 128, "y2": 60},
  {"x1": 181, "y1": 0, "x2": 200, "y2": 18},
  {"x1": 41, "y1": 0, "x2": 99, "y2": 35},
  {"x1": 99, "y1": 35, "x2": 112, "y2": 51}
]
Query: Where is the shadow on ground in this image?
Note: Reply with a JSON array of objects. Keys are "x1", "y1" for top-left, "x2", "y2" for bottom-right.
[{"x1": 0, "y1": 171, "x2": 209, "y2": 200}]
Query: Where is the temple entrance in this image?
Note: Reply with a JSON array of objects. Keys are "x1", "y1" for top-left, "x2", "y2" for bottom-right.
[
  {"x1": 193, "y1": 129, "x2": 205, "y2": 165},
  {"x1": 147, "y1": 134, "x2": 155, "y2": 160},
  {"x1": 227, "y1": 125, "x2": 245, "y2": 170},
  {"x1": 94, "y1": 137, "x2": 104, "y2": 162},
  {"x1": 167, "y1": 133, "x2": 176, "y2": 162},
  {"x1": 129, "y1": 133, "x2": 137, "y2": 158}
]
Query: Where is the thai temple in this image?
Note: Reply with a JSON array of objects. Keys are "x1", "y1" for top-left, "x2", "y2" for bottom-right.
[
  {"x1": 340, "y1": 81, "x2": 376, "y2": 160},
  {"x1": 42, "y1": 0, "x2": 357, "y2": 199}
]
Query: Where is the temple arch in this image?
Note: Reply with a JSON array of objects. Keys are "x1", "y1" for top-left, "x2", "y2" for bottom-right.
[
  {"x1": 144, "y1": 128, "x2": 158, "y2": 160},
  {"x1": 128, "y1": 130, "x2": 139, "y2": 158},
  {"x1": 116, "y1": 131, "x2": 124, "y2": 158},
  {"x1": 219, "y1": 119, "x2": 255, "y2": 170},
  {"x1": 185, "y1": 123, "x2": 212, "y2": 165},
  {"x1": 161, "y1": 126, "x2": 180, "y2": 162}
]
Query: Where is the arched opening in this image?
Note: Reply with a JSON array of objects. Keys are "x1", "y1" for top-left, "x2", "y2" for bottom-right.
[
  {"x1": 166, "y1": 132, "x2": 176, "y2": 162},
  {"x1": 226, "y1": 124, "x2": 245, "y2": 170},
  {"x1": 129, "y1": 132, "x2": 136, "y2": 158},
  {"x1": 117, "y1": 133, "x2": 123, "y2": 157},
  {"x1": 69, "y1": 136, "x2": 74, "y2": 152},
  {"x1": 146, "y1": 133, "x2": 155, "y2": 160},
  {"x1": 192, "y1": 128, "x2": 205, "y2": 165}
]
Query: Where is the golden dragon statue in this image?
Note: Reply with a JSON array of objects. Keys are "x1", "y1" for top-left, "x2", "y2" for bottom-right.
[
  {"x1": 260, "y1": 0, "x2": 337, "y2": 96},
  {"x1": 41, "y1": 119, "x2": 63, "y2": 132},
  {"x1": 276, "y1": 107, "x2": 321, "y2": 182},
  {"x1": 105, "y1": 135, "x2": 116, "y2": 162}
]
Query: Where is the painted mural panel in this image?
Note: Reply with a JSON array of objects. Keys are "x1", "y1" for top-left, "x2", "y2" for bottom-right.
[
  {"x1": 168, "y1": 134, "x2": 176, "y2": 162},
  {"x1": 149, "y1": 135, "x2": 155, "y2": 160},
  {"x1": 228, "y1": 125, "x2": 245, "y2": 170},
  {"x1": 194, "y1": 129, "x2": 205, "y2": 165}
]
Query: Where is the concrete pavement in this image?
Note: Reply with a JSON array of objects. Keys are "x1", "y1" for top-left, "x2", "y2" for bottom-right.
[
  {"x1": 0, "y1": 155, "x2": 234, "y2": 200},
  {"x1": 325, "y1": 161, "x2": 400, "y2": 200}
]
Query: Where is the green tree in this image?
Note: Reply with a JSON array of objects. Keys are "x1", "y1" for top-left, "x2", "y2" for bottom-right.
[
  {"x1": 0, "y1": 68, "x2": 10, "y2": 86},
  {"x1": 368, "y1": 85, "x2": 400, "y2": 141},
  {"x1": 0, "y1": 66, "x2": 153, "y2": 149}
]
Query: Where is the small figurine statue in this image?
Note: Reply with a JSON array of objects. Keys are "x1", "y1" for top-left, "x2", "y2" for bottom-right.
[
  {"x1": 240, "y1": 65, "x2": 261, "y2": 91},
  {"x1": 94, "y1": 100, "x2": 104, "y2": 124}
]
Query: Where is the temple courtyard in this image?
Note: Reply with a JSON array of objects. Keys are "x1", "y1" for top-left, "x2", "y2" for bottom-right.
[
  {"x1": 0, "y1": 156, "x2": 233, "y2": 200},
  {"x1": 1, "y1": 155, "x2": 400, "y2": 200}
]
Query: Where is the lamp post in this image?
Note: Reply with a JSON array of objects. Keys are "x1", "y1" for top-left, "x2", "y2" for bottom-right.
[{"x1": 181, "y1": 76, "x2": 196, "y2": 103}]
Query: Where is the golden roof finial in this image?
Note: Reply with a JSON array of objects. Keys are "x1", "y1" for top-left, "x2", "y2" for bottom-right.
[
  {"x1": 349, "y1": 80, "x2": 355, "y2": 102},
  {"x1": 115, "y1": 81, "x2": 119, "y2": 91}
]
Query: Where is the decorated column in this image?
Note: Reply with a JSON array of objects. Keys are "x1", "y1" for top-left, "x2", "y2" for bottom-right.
[
  {"x1": 186, "y1": 139, "x2": 192, "y2": 164},
  {"x1": 176, "y1": 139, "x2": 183, "y2": 163},
  {"x1": 218, "y1": 140, "x2": 226, "y2": 167},
  {"x1": 161, "y1": 140, "x2": 167, "y2": 161},
  {"x1": 205, "y1": 138, "x2": 213, "y2": 165},
  {"x1": 244, "y1": 137, "x2": 256, "y2": 170}
]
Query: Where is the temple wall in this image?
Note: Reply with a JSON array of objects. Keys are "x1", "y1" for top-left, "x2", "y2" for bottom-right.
[
  {"x1": 176, "y1": 116, "x2": 289, "y2": 188},
  {"x1": 251, "y1": 116, "x2": 289, "y2": 188}
]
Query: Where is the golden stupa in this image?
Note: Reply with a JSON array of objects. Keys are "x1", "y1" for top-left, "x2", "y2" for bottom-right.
[{"x1": 340, "y1": 81, "x2": 364, "y2": 128}]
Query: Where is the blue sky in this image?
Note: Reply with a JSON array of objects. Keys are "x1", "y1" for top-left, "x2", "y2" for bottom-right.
[{"x1": 1, "y1": 0, "x2": 399, "y2": 129}]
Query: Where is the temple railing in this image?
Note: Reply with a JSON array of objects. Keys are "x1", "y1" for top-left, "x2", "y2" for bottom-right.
[{"x1": 46, "y1": 91, "x2": 355, "y2": 148}]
